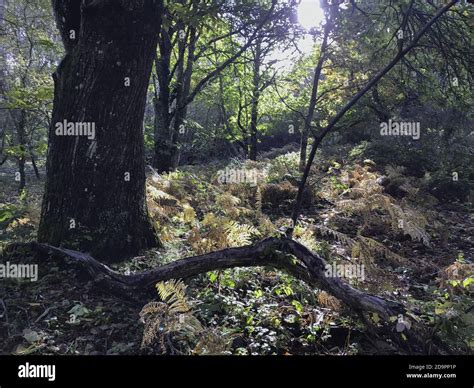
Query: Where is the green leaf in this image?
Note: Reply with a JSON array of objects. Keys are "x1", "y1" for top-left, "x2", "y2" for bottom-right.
[
  {"x1": 371, "y1": 313, "x2": 380, "y2": 324},
  {"x1": 209, "y1": 272, "x2": 218, "y2": 282},
  {"x1": 462, "y1": 277, "x2": 474, "y2": 288},
  {"x1": 291, "y1": 300, "x2": 303, "y2": 314},
  {"x1": 0, "y1": 209, "x2": 14, "y2": 223}
]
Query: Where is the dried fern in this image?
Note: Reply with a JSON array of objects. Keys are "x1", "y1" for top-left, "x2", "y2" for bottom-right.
[
  {"x1": 139, "y1": 301, "x2": 167, "y2": 349},
  {"x1": 353, "y1": 236, "x2": 406, "y2": 267},
  {"x1": 216, "y1": 193, "x2": 241, "y2": 215},
  {"x1": 316, "y1": 225, "x2": 356, "y2": 248},
  {"x1": 140, "y1": 279, "x2": 204, "y2": 352},
  {"x1": 315, "y1": 226, "x2": 406, "y2": 268},
  {"x1": 294, "y1": 228, "x2": 319, "y2": 252},
  {"x1": 335, "y1": 168, "x2": 431, "y2": 246},
  {"x1": 388, "y1": 203, "x2": 430, "y2": 246},
  {"x1": 193, "y1": 330, "x2": 232, "y2": 355},
  {"x1": 182, "y1": 203, "x2": 197, "y2": 224},
  {"x1": 385, "y1": 164, "x2": 406, "y2": 179}
]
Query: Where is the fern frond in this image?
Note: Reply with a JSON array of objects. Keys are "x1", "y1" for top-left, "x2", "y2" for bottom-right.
[
  {"x1": 224, "y1": 220, "x2": 261, "y2": 246},
  {"x1": 316, "y1": 226, "x2": 356, "y2": 248},
  {"x1": 139, "y1": 301, "x2": 167, "y2": 320},
  {"x1": 385, "y1": 164, "x2": 406, "y2": 178},
  {"x1": 139, "y1": 301, "x2": 167, "y2": 349},
  {"x1": 355, "y1": 236, "x2": 406, "y2": 266},
  {"x1": 156, "y1": 279, "x2": 190, "y2": 315},
  {"x1": 217, "y1": 192, "x2": 241, "y2": 207},
  {"x1": 182, "y1": 203, "x2": 196, "y2": 224},
  {"x1": 389, "y1": 204, "x2": 430, "y2": 246},
  {"x1": 147, "y1": 186, "x2": 179, "y2": 205}
]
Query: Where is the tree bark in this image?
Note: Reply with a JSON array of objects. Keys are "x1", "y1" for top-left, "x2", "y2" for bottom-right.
[
  {"x1": 218, "y1": 73, "x2": 244, "y2": 155},
  {"x1": 29, "y1": 147, "x2": 40, "y2": 180},
  {"x1": 299, "y1": 21, "x2": 331, "y2": 172},
  {"x1": 16, "y1": 110, "x2": 27, "y2": 193},
  {"x1": 152, "y1": 23, "x2": 175, "y2": 173},
  {"x1": 249, "y1": 37, "x2": 262, "y2": 161},
  {"x1": 38, "y1": 0, "x2": 163, "y2": 262},
  {"x1": 170, "y1": 24, "x2": 196, "y2": 169}
]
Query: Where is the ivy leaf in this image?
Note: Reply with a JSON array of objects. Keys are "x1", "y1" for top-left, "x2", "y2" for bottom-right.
[{"x1": 23, "y1": 329, "x2": 40, "y2": 344}]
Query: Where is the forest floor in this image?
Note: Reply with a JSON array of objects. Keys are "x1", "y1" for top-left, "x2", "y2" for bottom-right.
[{"x1": 0, "y1": 145, "x2": 473, "y2": 355}]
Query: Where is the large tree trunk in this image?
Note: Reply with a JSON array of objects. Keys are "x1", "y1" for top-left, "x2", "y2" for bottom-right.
[
  {"x1": 152, "y1": 100, "x2": 175, "y2": 173},
  {"x1": 38, "y1": 0, "x2": 163, "y2": 262}
]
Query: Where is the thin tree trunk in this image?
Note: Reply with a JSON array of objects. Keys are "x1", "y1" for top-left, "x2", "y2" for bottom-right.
[
  {"x1": 16, "y1": 110, "x2": 27, "y2": 192},
  {"x1": 17, "y1": 157, "x2": 26, "y2": 193},
  {"x1": 249, "y1": 37, "x2": 262, "y2": 161},
  {"x1": 153, "y1": 98, "x2": 174, "y2": 173},
  {"x1": 30, "y1": 150, "x2": 40, "y2": 180},
  {"x1": 154, "y1": 23, "x2": 197, "y2": 172},
  {"x1": 152, "y1": 26, "x2": 176, "y2": 173},
  {"x1": 299, "y1": 21, "x2": 331, "y2": 172},
  {"x1": 299, "y1": 127, "x2": 308, "y2": 173},
  {"x1": 152, "y1": 1, "x2": 277, "y2": 171},
  {"x1": 218, "y1": 74, "x2": 243, "y2": 155}
]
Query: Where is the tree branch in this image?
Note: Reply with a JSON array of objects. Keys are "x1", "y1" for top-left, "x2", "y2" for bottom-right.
[{"x1": 183, "y1": 0, "x2": 277, "y2": 108}]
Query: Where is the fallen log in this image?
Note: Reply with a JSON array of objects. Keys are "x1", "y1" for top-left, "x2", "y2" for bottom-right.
[
  {"x1": 4, "y1": 237, "x2": 451, "y2": 354},
  {"x1": 6, "y1": 237, "x2": 402, "y2": 318}
]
